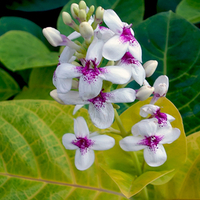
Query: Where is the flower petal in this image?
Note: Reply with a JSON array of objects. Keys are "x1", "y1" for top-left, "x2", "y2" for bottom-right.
[
  {"x1": 166, "y1": 114, "x2": 175, "y2": 122},
  {"x1": 130, "y1": 62, "x2": 145, "y2": 86},
  {"x1": 57, "y1": 91, "x2": 85, "y2": 105},
  {"x1": 153, "y1": 75, "x2": 169, "y2": 96},
  {"x1": 67, "y1": 31, "x2": 81, "y2": 40},
  {"x1": 158, "y1": 127, "x2": 180, "y2": 144},
  {"x1": 79, "y1": 75, "x2": 103, "y2": 100},
  {"x1": 62, "y1": 133, "x2": 78, "y2": 150},
  {"x1": 103, "y1": 9, "x2": 123, "y2": 34},
  {"x1": 119, "y1": 136, "x2": 146, "y2": 151},
  {"x1": 91, "y1": 135, "x2": 115, "y2": 150},
  {"x1": 89, "y1": 102, "x2": 114, "y2": 129},
  {"x1": 59, "y1": 46, "x2": 75, "y2": 64},
  {"x1": 75, "y1": 148, "x2": 95, "y2": 171},
  {"x1": 86, "y1": 37, "x2": 104, "y2": 64},
  {"x1": 74, "y1": 117, "x2": 90, "y2": 138},
  {"x1": 140, "y1": 104, "x2": 160, "y2": 117},
  {"x1": 131, "y1": 119, "x2": 158, "y2": 137},
  {"x1": 102, "y1": 35, "x2": 129, "y2": 61},
  {"x1": 128, "y1": 40, "x2": 142, "y2": 62},
  {"x1": 143, "y1": 144, "x2": 167, "y2": 167},
  {"x1": 106, "y1": 88, "x2": 136, "y2": 103},
  {"x1": 73, "y1": 105, "x2": 84, "y2": 115},
  {"x1": 101, "y1": 66, "x2": 131, "y2": 84},
  {"x1": 53, "y1": 75, "x2": 72, "y2": 93},
  {"x1": 56, "y1": 64, "x2": 82, "y2": 79}
]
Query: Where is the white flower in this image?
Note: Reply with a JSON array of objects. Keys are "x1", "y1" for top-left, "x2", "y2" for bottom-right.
[
  {"x1": 140, "y1": 104, "x2": 175, "y2": 127},
  {"x1": 102, "y1": 9, "x2": 142, "y2": 62},
  {"x1": 56, "y1": 37, "x2": 131, "y2": 100},
  {"x1": 119, "y1": 119, "x2": 180, "y2": 167},
  {"x1": 62, "y1": 117, "x2": 115, "y2": 170},
  {"x1": 150, "y1": 75, "x2": 169, "y2": 104},
  {"x1": 117, "y1": 51, "x2": 145, "y2": 86},
  {"x1": 56, "y1": 88, "x2": 136, "y2": 129}
]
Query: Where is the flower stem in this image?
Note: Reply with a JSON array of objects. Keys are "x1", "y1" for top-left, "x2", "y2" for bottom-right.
[{"x1": 114, "y1": 109, "x2": 127, "y2": 137}]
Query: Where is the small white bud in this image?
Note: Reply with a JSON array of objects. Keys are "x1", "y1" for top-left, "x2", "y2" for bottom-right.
[
  {"x1": 42, "y1": 27, "x2": 62, "y2": 47},
  {"x1": 79, "y1": 22, "x2": 94, "y2": 40},
  {"x1": 78, "y1": 9, "x2": 87, "y2": 22},
  {"x1": 79, "y1": 0, "x2": 87, "y2": 10},
  {"x1": 95, "y1": 6, "x2": 104, "y2": 23},
  {"x1": 143, "y1": 60, "x2": 158, "y2": 77},
  {"x1": 62, "y1": 12, "x2": 73, "y2": 25},
  {"x1": 136, "y1": 86, "x2": 154, "y2": 101},
  {"x1": 71, "y1": 3, "x2": 79, "y2": 19},
  {"x1": 50, "y1": 90, "x2": 65, "y2": 105}
]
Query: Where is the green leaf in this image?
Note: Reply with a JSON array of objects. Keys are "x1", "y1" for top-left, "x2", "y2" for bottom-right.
[
  {"x1": 102, "y1": 97, "x2": 186, "y2": 198},
  {"x1": 57, "y1": 0, "x2": 144, "y2": 36},
  {"x1": 0, "y1": 100, "x2": 128, "y2": 199},
  {"x1": 176, "y1": 0, "x2": 200, "y2": 24},
  {"x1": 0, "y1": 31, "x2": 59, "y2": 71},
  {"x1": 6, "y1": 0, "x2": 70, "y2": 12},
  {"x1": 157, "y1": 0, "x2": 181, "y2": 12},
  {"x1": 133, "y1": 11, "x2": 200, "y2": 135},
  {"x1": 0, "y1": 17, "x2": 53, "y2": 50},
  {"x1": 154, "y1": 131, "x2": 200, "y2": 199},
  {"x1": 14, "y1": 66, "x2": 56, "y2": 100},
  {"x1": 0, "y1": 68, "x2": 21, "y2": 100}
]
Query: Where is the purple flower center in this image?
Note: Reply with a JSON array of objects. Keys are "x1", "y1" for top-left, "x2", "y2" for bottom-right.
[
  {"x1": 72, "y1": 136, "x2": 94, "y2": 155},
  {"x1": 138, "y1": 135, "x2": 164, "y2": 152},
  {"x1": 80, "y1": 60, "x2": 101, "y2": 84},
  {"x1": 88, "y1": 91, "x2": 110, "y2": 110},
  {"x1": 121, "y1": 25, "x2": 136, "y2": 44},
  {"x1": 121, "y1": 52, "x2": 139, "y2": 65},
  {"x1": 154, "y1": 109, "x2": 167, "y2": 126}
]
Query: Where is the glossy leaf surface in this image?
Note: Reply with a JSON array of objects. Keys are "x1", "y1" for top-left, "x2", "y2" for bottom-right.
[
  {"x1": 0, "y1": 68, "x2": 20, "y2": 100},
  {"x1": 176, "y1": 0, "x2": 200, "y2": 23},
  {"x1": 0, "y1": 31, "x2": 59, "y2": 71}
]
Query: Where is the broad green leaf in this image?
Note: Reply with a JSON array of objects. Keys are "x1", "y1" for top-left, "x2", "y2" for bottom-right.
[
  {"x1": 176, "y1": 0, "x2": 200, "y2": 23},
  {"x1": 0, "y1": 68, "x2": 20, "y2": 100},
  {"x1": 157, "y1": 0, "x2": 181, "y2": 12},
  {"x1": 100, "y1": 97, "x2": 186, "y2": 198},
  {"x1": 14, "y1": 66, "x2": 56, "y2": 100},
  {"x1": 0, "y1": 17, "x2": 53, "y2": 50},
  {"x1": 0, "y1": 100, "x2": 129, "y2": 199},
  {"x1": 6, "y1": 0, "x2": 70, "y2": 11},
  {"x1": 0, "y1": 31, "x2": 59, "y2": 71},
  {"x1": 154, "y1": 131, "x2": 200, "y2": 199},
  {"x1": 57, "y1": 0, "x2": 144, "y2": 36},
  {"x1": 133, "y1": 11, "x2": 200, "y2": 135}
]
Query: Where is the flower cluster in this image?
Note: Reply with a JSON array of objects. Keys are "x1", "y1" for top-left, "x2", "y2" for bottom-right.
[{"x1": 43, "y1": 1, "x2": 180, "y2": 170}]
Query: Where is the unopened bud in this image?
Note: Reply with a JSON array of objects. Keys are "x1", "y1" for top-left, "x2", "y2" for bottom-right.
[
  {"x1": 136, "y1": 86, "x2": 154, "y2": 101},
  {"x1": 95, "y1": 6, "x2": 104, "y2": 23},
  {"x1": 79, "y1": 0, "x2": 87, "y2": 10},
  {"x1": 50, "y1": 90, "x2": 65, "y2": 105},
  {"x1": 87, "y1": 5, "x2": 95, "y2": 21},
  {"x1": 42, "y1": 27, "x2": 62, "y2": 47},
  {"x1": 71, "y1": 3, "x2": 79, "y2": 19},
  {"x1": 143, "y1": 60, "x2": 158, "y2": 77},
  {"x1": 62, "y1": 12, "x2": 79, "y2": 32},
  {"x1": 79, "y1": 22, "x2": 94, "y2": 40},
  {"x1": 78, "y1": 9, "x2": 87, "y2": 22}
]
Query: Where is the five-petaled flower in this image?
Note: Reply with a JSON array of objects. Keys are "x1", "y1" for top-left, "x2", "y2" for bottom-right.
[
  {"x1": 62, "y1": 117, "x2": 115, "y2": 170},
  {"x1": 119, "y1": 119, "x2": 180, "y2": 167}
]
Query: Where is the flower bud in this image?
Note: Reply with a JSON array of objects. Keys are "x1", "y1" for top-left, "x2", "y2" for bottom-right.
[
  {"x1": 95, "y1": 6, "x2": 104, "y2": 23},
  {"x1": 62, "y1": 12, "x2": 79, "y2": 32},
  {"x1": 71, "y1": 3, "x2": 79, "y2": 19},
  {"x1": 50, "y1": 90, "x2": 65, "y2": 105},
  {"x1": 78, "y1": 9, "x2": 87, "y2": 22},
  {"x1": 79, "y1": 22, "x2": 94, "y2": 40},
  {"x1": 79, "y1": 0, "x2": 87, "y2": 10},
  {"x1": 42, "y1": 27, "x2": 62, "y2": 47},
  {"x1": 136, "y1": 86, "x2": 154, "y2": 101},
  {"x1": 143, "y1": 60, "x2": 158, "y2": 77},
  {"x1": 87, "y1": 5, "x2": 95, "y2": 21}
]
